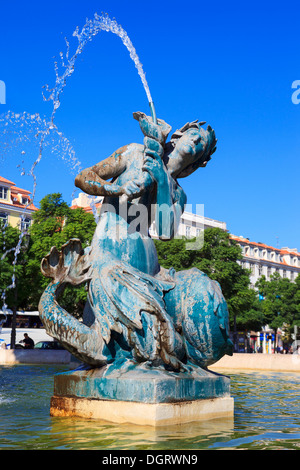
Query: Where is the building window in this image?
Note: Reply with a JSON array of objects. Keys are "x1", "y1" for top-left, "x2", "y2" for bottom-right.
[
  {"x1": 22, "y1": 197, "x2": 29, "y2": 205},
  {"x1": 267, "y1": 267, "x2": 271, "y2": 278},
  {"x1": 291, "y1": 272, "x2": 294, "y2": 281},
  {"x1": 0, "y1": 212, "x2": 8, "y2": 225},
  {"x1": 283, "y1": 270, "x2": 287, "y2": 278},
  {"x1": 258, "y1": 265, "x2": 263, "y2": 276},
  {"x1": 0, "y1": 186, "x2": 8, "y2": 200},
  {"x1": 20, "y1": 217, "x2": 31, "y2": 232},
  {"x1": 196, "y1": 228, "x2": 201, "y2": 237},
  {"x1": 185, "y1": 226, "x2": 191, "y2": 238}
]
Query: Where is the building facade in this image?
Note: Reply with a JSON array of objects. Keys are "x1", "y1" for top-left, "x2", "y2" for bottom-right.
[
  {"x1": 0, "y1": 176, "x2": 38, "y2": 230},
  {"x1": 149, "y1": 209, "x2": 227, "y2": 239},
  {"x1": 231, "y1": 235, "x2": 300, "y2": 286}
]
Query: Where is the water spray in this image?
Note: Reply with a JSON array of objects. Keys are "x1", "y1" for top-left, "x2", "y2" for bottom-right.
[{"x1": 149, "y1": 101, "x2": 157, "y2": 124}]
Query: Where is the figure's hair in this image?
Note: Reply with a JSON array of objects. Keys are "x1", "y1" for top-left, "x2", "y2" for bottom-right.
[
  {"x1": 169, "y1": 120, "x2": 207, "y2": 144},
  {"x1": 164, "y1": 120, "x2": 217, "y2": 178}
]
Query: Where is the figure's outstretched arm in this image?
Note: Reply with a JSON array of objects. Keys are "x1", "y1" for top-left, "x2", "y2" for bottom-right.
[{"x1": 75, "y1": 146, "x2": 128, "y2": 197}]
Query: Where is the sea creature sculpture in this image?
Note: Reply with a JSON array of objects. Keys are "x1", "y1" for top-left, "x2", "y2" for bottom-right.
[{"x1": 38, "y1": 112, "x2": 233, "y2": 371}]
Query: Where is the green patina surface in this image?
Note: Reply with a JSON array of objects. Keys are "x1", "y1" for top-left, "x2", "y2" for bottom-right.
[
  {"x1": 53, "y1": 363, "x2": 231, "y2": 404},
  {"x1": 38, "y1": 111, "x2": 233, "y2": 404}
]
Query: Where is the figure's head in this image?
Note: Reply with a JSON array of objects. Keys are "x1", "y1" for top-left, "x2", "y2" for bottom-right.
[{"x1": 164, "y1": 120, "x2": 217, "y2": 178}]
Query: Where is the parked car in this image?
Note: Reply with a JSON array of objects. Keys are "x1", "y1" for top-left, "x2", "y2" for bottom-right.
[{"x1": 34, "y1": 340, "x2": 65, "y2": 350}]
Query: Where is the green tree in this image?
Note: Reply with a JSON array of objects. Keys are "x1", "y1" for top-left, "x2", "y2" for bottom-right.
[
  {"x1": 0, "y1": 223, "x2": 31, "y2": 347},
  {"x1": 295, "y1": 275, "x2": 300, "y2": 334},
  {"x1": 256, "y1": 272, "x2": 300, "y2": 338},
  {"x1": 25, "y1": 193, "x2": 96, "y2": 314},
  {"x1": 0, "y1": 223, "x2": 28, "y2": 309},
  {"x1": 154, "y1": 228, "x2": 261, "y2": 334}
]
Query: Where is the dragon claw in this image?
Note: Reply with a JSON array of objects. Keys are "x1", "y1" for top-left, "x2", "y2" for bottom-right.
[{"x1": 41, "y1": 238, "x2": 91, "y2": 285}]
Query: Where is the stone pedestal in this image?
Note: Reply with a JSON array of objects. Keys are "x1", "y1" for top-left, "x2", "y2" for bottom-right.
[{"x1": 50, "y1": 364, "x2": 234, "y2": 426}]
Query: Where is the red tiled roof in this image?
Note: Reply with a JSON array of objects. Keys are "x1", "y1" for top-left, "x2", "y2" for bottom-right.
[
  {"x1": 11, "y1": 186, "x2": 31, "y2": 195},
  {"x1": 0, "y1": 176, "x2": 37, "y2": 211},
  {"x1": 25, "y1": 203, "x2": 38, "y2": 211},
  {"x1": 0, "y1": 176, "x2": 33, "y2": 196},
  {"x1": 230, "y1": 235, "x2": 279, "y2": 252},
  {"x1": 230, "y1": 235, "x2": 300, "y2": 263},
  {"x1": 70, "y1": 202, "x2": 102, "y2": 213},
  {"x1": 0, "y1": 176, "x2": 15, "y2": 185},
  {"x1": 0, "y1": 200, "x2": 38, "y2": 211}
]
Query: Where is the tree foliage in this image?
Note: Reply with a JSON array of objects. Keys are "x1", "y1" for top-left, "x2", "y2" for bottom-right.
[
  {"x1": 256, "y1": 272, "x2": 300, "y2": 335},
  {"x1": 0, "y1": 193, "x2": 94, "y2": 316},
  {"x1": 24, "y1": 193, "x2": 96, "y2": 313},
  {"x1": 0, "y1": 223, "x2": 29, "y2": 310}
]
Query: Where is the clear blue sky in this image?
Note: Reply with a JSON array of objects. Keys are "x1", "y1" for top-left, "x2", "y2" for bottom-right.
[{"x1": 0, "y1": 0, "x2": 299, "y2": 249}]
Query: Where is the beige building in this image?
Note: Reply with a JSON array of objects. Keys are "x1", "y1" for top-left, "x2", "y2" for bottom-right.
[{"x1": 0, "y1": 176, "x2": 38, "y2": 230}]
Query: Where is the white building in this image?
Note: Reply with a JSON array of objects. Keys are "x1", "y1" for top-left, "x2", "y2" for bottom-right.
[
  {"x1": 149, "y1": 210, "x2": 227, "y2": 239},
  {"x1": 231, "y1": 235, "x2": 300, "y2": 286}
]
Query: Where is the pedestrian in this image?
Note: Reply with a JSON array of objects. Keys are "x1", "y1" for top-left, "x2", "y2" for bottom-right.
[{"x1": 20, "y1": 333, "x2": 34, "y2": 349}]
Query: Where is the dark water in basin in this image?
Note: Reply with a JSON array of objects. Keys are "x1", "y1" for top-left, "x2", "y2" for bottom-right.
[{"x1": 0, "y1": 365, "x2": 299, "y2": 450}]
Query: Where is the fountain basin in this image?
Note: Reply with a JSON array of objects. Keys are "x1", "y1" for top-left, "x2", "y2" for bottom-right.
[{"x1": 0, "y1": 348, "x2": 72, "y2": 365}]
